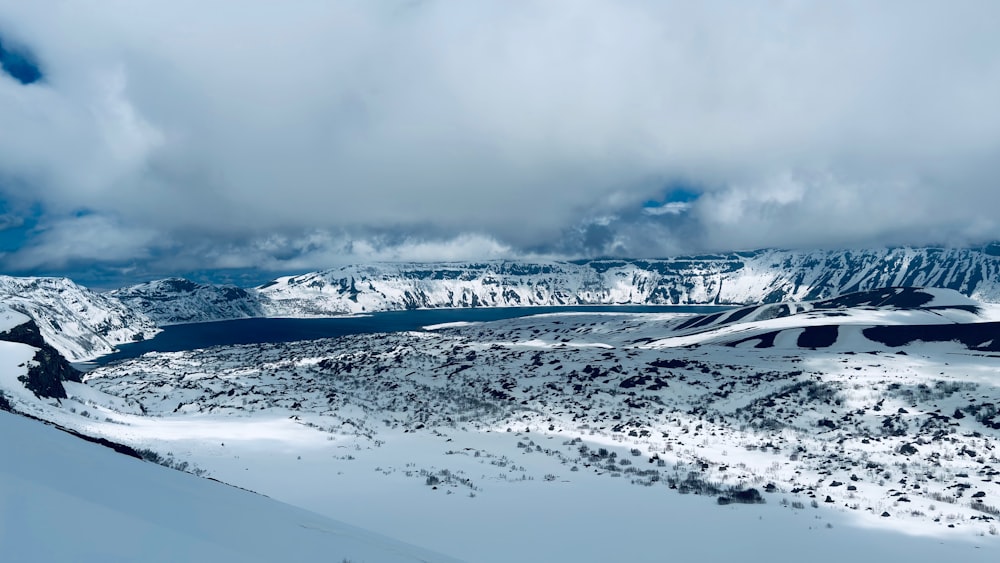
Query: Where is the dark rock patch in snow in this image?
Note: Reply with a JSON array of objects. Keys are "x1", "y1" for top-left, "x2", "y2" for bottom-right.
[
  {"x1": 863, "y1": 322, "x2": 1000, "y2": 351},
  {"x1": 1, "y1": 320, "x2": 81, "y2": 399},
  {"x1": 797, "y1": 325, "x2": 838, "y2": 349}
]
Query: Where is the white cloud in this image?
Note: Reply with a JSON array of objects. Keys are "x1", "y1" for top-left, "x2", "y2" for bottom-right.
[
  {"x1": 172, "y1": 231, "x2": 556, "y2": 282},
  {"x1": 0, "y1": 0, "x2": 999, "y2": 275},
  {"x1": 92, "y1": 65, "x2": 164, "y2": 166},
  {"x1": 5, "y1": 214, "x2": 159, "y2": 270},
  {"x1": 643, "y1": 202, "x2": 692, "y2": 216}
]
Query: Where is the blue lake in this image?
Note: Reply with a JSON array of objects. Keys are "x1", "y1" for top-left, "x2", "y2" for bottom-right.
[{"x1": 91, "y1": 305, "x2": 727, "y2": 366}]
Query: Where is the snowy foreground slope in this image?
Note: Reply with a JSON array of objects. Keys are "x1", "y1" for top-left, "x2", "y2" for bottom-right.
[
  {"x1": 0, "y1": 413, "x2": 460, "y2": 563},
  {"x1": 0, "y1": 276, "x2": 158, "y2": 361},
  {"x1": 5, "y1": 287, "x2": 998, "y2": 562},
  {"x1": 0, "y1": 331, "x2": 458, "y2": 562},
  {"x1": 116, "y1": 245, "x2": 1000, "y2": 323}
]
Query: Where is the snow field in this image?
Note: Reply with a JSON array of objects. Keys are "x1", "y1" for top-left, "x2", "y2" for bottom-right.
[{"x1": 5, "y1": 286, "x2": 1000, "y2": 561}]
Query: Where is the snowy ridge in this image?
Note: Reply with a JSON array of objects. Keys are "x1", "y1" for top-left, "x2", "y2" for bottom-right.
[
  {"x1": 109, "y1": 278, "x2": 265, "y2": 325},
  {"x1": 0, "y1": 276, "x2": 159, "y2": 362},
  {"x1": 255, "y1": 246, "x2": 1000, "y2": 318},
  {"x1": 641, "y1": 286, "x2": 994, "y2": 349}
]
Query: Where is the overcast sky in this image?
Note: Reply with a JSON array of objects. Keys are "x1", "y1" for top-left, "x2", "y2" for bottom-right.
[{"x1": 1, "y1": 0, "x2": 999, "y2": 286}]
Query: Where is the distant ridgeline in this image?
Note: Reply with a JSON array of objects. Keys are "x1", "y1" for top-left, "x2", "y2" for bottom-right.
[
  {"x1": 114, "y1": 245, "x2": 1000, "y2": 322},
  {"x1": 2, "y1": 244, "x2": 1000, "y2": 359}
]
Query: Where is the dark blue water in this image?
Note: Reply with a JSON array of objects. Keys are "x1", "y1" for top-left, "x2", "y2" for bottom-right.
[{"x1": 91, "y1": 305, "x2": 727, "y2": 366}]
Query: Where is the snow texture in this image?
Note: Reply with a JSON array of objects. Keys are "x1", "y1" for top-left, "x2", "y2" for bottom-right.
[
  {"x1": 0, "y1": 303, "x2": 29, "y2": 333},
  {"x1": 0, "y1": 276, "x2": 159, "y2": 362},
  {"x1": 0, "y1": 411, "x2": 460, "y2": 563}
]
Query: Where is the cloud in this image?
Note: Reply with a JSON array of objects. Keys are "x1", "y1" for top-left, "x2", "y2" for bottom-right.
[
  {"x1": 0, "y1": 0, "x2": 999, "y2": 279},
  {"x1": 643, "y1": 202, "x2": 692, "y2": 216},
  {"x1": 188, "y1": 231, "x2": 531, "y2": 273},
  {"x1": 4, "y1": 213, "x2": 159, "y2": 271}
]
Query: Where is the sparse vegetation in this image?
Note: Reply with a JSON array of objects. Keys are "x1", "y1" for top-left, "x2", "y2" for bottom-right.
[
  {"x1": 75, "y1": 297, "x2": 1000, "y2": 538},
  {"x1": 137, "y1": 448, "x2": 207, "y2": 477}
]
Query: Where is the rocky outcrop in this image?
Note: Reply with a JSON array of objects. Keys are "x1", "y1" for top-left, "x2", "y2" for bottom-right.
[{"x1": 1, "y1": 319, "x2": 81, "y2": 399}]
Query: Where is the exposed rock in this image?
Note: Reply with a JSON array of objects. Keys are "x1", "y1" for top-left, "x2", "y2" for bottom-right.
[
  {"x1": 110, "y1": 278, "x2": 265, "y2": 325},
  {"x1": 2, "y1": 319, "x2": 81, "y2": 399},
  {"x1": 0, "y1": 275, "x2": 159, "y2": 361}
]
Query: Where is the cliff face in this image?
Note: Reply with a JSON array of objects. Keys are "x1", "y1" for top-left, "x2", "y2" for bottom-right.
[
  {"x1": 1, "y1": 319, "x2": 81, "y2": 400},
  {"x1": 112, "y1": 245, "x2": 1000, "y2": 323},
  {"x1": 255, "y1": 246, "x2": 1000, "y2": 317},
  {"x1": 108, "y1": 278, "x2": 265, "y2": 325},
  {"x1": 0, "y1": 275, "x2": 160, "y2": 362}
]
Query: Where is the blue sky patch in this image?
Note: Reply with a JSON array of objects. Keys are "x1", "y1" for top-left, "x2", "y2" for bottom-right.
[
  {"x1": 0, "y1": 201, "x2": 38, "y2": 252},
  {"x1": 643, "y1": 185, "x2": 701, "y2": 209},
  {"x1": 0, "y1": 35, "x2": 43, "y2": 85},
  {"x1": 642, "y1": 184, "x2": 702, "y2": 216}
]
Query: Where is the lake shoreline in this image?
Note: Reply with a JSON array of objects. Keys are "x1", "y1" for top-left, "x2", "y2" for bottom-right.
[{"x1": 89, "y1": 305, "x2": 730, "y2": 367}]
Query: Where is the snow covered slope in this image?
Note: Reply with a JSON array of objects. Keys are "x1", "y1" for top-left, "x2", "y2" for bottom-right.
[
  {"x1": 636, "y1": 286, "x2": 997, "y2": 349},
  {"x1": 0, "y1": 318, "x2": 459, "y2": 563},
  {"x1": 109, "y1": 278, "x2": 265, "y2": 325},
  {"x1": 0, "y1": 303, "x2": 30, "y2": 333},
  {"x1": 0, "y1": 276, "x2": 159, "y2": 362},
  {"x1": 0, "y1": 412, "x2": 460, "y2": 563},
  {"x1": 255, "y1": 246, "x2": 1000, "y2": 317}
]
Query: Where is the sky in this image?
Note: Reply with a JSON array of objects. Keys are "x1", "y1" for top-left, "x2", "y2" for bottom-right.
[{"x1": 1, "y1": 1, "x2": 999, "y2": 287}]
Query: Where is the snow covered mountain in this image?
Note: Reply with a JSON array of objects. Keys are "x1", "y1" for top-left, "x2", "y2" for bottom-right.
[
  {"x1": 0, "y1": 276, "x2": 159, "y2": 362},
  {"x1": 256, "y1": 245, "x2": 1000, "y2": 317},
  {"x1": 5, "y1": 244, "x2": 996, "y2": 360},
  {"x1": 109, "y1": 278, "x2": 265, "y2": 325},
  {"x1": 109, "y1": 245, "x2": 1000, "y2": 324}
]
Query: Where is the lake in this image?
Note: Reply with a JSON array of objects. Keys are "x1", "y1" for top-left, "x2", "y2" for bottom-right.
[{"x1": 90, "y1": 305, "x2": 728, "y2": 366}]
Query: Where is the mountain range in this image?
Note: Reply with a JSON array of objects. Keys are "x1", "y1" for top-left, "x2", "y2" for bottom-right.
[
  {"x1": 5, "y1": 244, "x2": 1000, "y2": 361},
  {"x1": 119, "y1": 245, "x2": 1000, "y2": 323}
]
